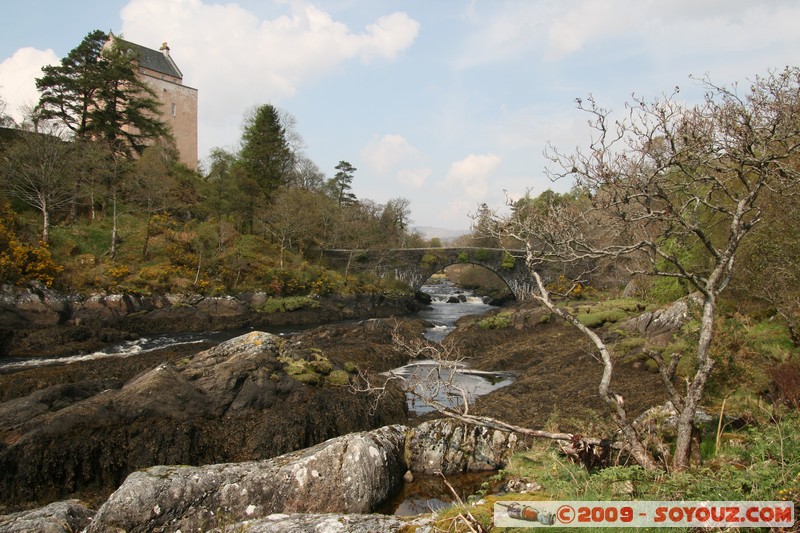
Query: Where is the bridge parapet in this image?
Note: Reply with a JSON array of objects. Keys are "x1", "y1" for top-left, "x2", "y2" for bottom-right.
[{"x1": 320, "y1": 247, "x2": 557, "y2": 300}]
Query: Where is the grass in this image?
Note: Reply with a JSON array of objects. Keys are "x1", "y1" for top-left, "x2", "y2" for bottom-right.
[
  {"x1": 433, "y1": 410, "x2": 800, "y2": 532},
  {"x1": 256, "y1": 296, "x2": 320, "y2": 313}
]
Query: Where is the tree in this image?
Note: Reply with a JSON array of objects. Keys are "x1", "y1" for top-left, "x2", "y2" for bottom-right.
[
  {"x1": 92, "y1": 37, "x2": 172, "y2": 157},
  {"x1": 238, "y1": 104, "x2": 294, "y2": 203},
  {"x1": 488, "y1": 68, "x2": 800, "y2": 471},
  {"x1": 36, "y1": 30, "x2": 107, "y2": 138},
  {"x1": 735, "y1": 187, "x2": 800, "y2": 345},
  {"x1": 380, "y1": 197, "x2": 412, "y2": 247},
  {"x1": 130, "y1": 144, "x2": 179, "y2": 259},
  {"x1": 328, "y1": 160, "x2": 357, "y2": 205},
  {"x1": 1, "y1": 132, "x2": 79, "y2": 243},
  {"x1": 36, "y1": 30, "x2": 171, "y2": 158},
  {"x1": 0, "y1": 95, "x2": 15, "y2": 127},
  {"x1": 288, "y1": 155, "x2": 326, "y2": 190}
]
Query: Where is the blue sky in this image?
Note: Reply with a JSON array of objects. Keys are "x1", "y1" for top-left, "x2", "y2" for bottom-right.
[{"x1": 2, "y1": 1, "x2": 800, "y2": 231}]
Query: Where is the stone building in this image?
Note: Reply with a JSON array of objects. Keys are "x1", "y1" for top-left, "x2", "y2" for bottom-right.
[{"x1": 109, "y1": 33, "x2": 198, "y2": 169}]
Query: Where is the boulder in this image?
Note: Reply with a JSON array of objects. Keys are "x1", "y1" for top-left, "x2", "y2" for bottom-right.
[
  {"x1": 0, "y1": 499, "x2": 93, "y2": 533},
  {"x1": 86, "y1": 425, "x2": 408, "y2": 533},
  {"x1": 406, "y1": 419, "x2": 521, "y2": 474},
  {"x1": 620, "y1": 293, "x2": 701, "y2": 338},
  {"x1": 0, "y1": 284, "x2": 69, "y2": 327}
]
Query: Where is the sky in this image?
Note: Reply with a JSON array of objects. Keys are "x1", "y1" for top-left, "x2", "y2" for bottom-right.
[{"x1": 2, "y1": 1, "x2": 800, "y2": 232}]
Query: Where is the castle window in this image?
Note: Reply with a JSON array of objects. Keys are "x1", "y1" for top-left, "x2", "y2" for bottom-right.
[{"x1": 171, "y1": 103, "x2": 177, "y2": 117}]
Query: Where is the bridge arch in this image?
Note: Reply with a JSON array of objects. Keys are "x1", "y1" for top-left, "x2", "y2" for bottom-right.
[{"x1": 320, "y1": 248, "x2": 544, "y2": 300}]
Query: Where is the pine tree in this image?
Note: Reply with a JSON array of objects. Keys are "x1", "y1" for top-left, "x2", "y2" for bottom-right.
[{"x1": 36, "y1": 30, "x2": 171, "y2": 158}]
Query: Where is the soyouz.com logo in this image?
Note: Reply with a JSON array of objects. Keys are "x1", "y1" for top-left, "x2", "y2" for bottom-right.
[{"x1": 494, "y1": 501, "x2": 795, "y2": 528}]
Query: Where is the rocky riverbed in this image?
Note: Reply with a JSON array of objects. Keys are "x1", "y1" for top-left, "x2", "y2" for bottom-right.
[
  {"x1": 0, "y1": 283, "x2": 421, "y2": 358},
  {"x1": 0, "y1": 290, "x2": 680, "y2": 530}
]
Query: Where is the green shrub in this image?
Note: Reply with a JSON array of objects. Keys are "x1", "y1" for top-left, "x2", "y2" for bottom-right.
[
  {"x1": 457, "y1": 251, "x2": 470, "y2": 263},
  {"x1": 479, "y1": 311, "x2": 513, "y2": 330},
  {"x1": 475, "y1": 248, "x2": 492, "y2": 262},
  {"x1": 421, "y1": 252, "x2": 442, "y2": 268},
  {"x1": 501, "y1": 252, "x2": 516, "y2": 270},
  {"x1": 327, "y1": 370, "x2": 350, "y2": 386},
  {"x1": 256, "y1": 296, "x2": 319, "y2": 313}
]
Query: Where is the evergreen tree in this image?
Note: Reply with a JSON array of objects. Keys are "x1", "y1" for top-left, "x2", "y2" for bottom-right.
[
  {"x1": 328, "y1": 160, "x2": 357, "y2": 205},
  {"x1": 36, "y1": 30, "x2": 171, "y2": 158},
  {"x1": 238, "y1": 104, "x2": 294, "y2": 202}
]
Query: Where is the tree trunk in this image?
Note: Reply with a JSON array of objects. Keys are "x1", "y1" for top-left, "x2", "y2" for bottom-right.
[
  {"x1": 672, "y1": 296, "x2": 716, "y2": 470},
  {"x1": 142, "y1": 215, "x2": 152, "y2": 259},
  {"x1": 41, "y1": 204, "x2": 49, "y2": 244},
  {"x1": 110, "y1": 190, "x2": 118, "y2": 259}
]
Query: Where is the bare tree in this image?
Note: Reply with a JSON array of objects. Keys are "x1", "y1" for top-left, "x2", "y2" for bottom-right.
[
  {"x1": 1, "y1": 132, "x2": 79, "y2": 243},
  {"x1": 483, "y1": 68, "x2": 800, "y2": 471}
]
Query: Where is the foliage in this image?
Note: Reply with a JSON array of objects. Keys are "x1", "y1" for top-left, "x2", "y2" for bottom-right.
[
  {"x1": 238, "y1": 103, "x2": 294, "y2": 203},
  {"x1": 769, "y1": 360, "x2": 800, "y2": 409},
  {"x1": 478, "y1": 311, "x2": 513, "y2": 330},
  {"x1": 474, "y1": 248, "x2": 492, "y2": 262},
  {"x1": 421, "y1": 252, "x2": 442, "y2": 269},
  {"x1": 256, "y1": 296, "x2": 320, "y2": 314},
  {"x1": 546, "y1": 275, "x2": 595, "y2": 300},
  {"x1": 500, "y1": 252, "x2": 516, "y2": 270},
  {"x1": 0, "y1": 204, "x2": 62, "y2": 286},
  {"x1": 36, "y1": 30, "x2": 171, "y2": 158},
  {"x1": 1, "y1": 132, "x2": 82, "y2": 242},
  {"x1": 457, "y1": 251, "x2": 469, "y2": 263},
  {"x1": 490, "y1": 411, "x2": 800, "y2": 505},
  {"x1": 327, "y1": 160, "x2": 357, "y2": 205},
  {"x1": 484, "y1": 68, "x2": 800, "y2": 471}
]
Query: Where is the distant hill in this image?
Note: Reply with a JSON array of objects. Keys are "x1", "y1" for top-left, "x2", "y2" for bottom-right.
[{"x1": 414, "y1": 226, "x2": 469, "y2": 243}]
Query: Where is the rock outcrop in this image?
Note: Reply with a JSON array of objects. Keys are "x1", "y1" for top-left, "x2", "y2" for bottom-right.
[
  {"x1": 620, "y1": 293, "x2": 702, "y2": 339},
  {"x1": 86, "y1": 426, "x2": 407, "y2": 532},
  {"x1": 406, "y1": 419, "x2": 522, "y2": 474},
  {"x1": 0, "y1": 499, "x2": 93, "y2": 533},
  {"x1": 2, "y1": 417, "x2": 518, "y2": 531},
  {"x1": 0, "y1": 332, "x2": 407, "y2": 506}
]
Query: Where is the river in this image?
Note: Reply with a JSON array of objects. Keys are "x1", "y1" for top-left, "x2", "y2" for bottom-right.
[
  {"x1": 1, "y1": 279, "x2": 501, "y2": 373},
  {"x1": 0, "y1": 279, "x2": 513, "y2": 516}
]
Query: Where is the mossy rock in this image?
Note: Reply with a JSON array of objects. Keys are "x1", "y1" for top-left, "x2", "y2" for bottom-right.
[
  {"x1": 577, "y1": 309, "x2": 628, "y2": 327},
  {"x1": 327, "y1": 369, "x2": 350, "y2": 386},
  {"x1": 293, "y1": 371, "x2": 322, "y2": 385},
  {"x1": 309, "y1": 357, "x2": 333, "y2": 375}
]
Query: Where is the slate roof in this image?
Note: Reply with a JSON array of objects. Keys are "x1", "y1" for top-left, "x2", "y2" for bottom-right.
[{"x1": 115, "y1": 36, "x2": 183, "y2": 80}]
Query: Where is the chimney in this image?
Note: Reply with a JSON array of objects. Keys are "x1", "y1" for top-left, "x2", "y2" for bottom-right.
[{"x1": 160, "y1": 42, "x2": 170, "y2": 57}]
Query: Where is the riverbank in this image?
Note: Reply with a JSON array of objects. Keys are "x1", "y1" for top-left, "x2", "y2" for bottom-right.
[
  {"x1": 0, "y1": 283, "x2": 422, "y2": 358},
  {"x1": 0, "y1": 289, "x2": 673, "y2": 522}
]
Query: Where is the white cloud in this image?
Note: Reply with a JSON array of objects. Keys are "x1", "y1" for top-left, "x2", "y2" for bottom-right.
[
  {"x1": 362, "y1": 134, "x2": 417, "y2": 174},
  {"x1": 397, "y1": 167, "x2": 431, "y2": 188},
  {"x1": 0, "y1": 47, "x2": 59, "y2": 123},
  {"x1": 119, "y1": 0, "x2": 420, "y2": 159},
  {"x1": 443, "y1": 153, "x2": 501, "y2": 201},
  {"x1": 361, "y1": 133, "x2": 430, "y2": 189},
  {"x1": 456, "y1": 0, "x2": 800, "y2": 68}
]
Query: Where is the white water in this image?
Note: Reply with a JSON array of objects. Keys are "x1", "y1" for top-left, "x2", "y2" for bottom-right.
[
  {"x1": 389, "y1": 279, "x2": 514, "y2": 414},
  {"x1": 416, "y1": 280, "x2": 495, "y2": 342},
  {"x1": 0, "y1": 327, "x2": 296, "y2": 372}
]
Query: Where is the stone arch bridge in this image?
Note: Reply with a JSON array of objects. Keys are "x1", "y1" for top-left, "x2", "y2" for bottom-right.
[{"x1": 320, "y1": 247, "x2": 556, "y2": 300}]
